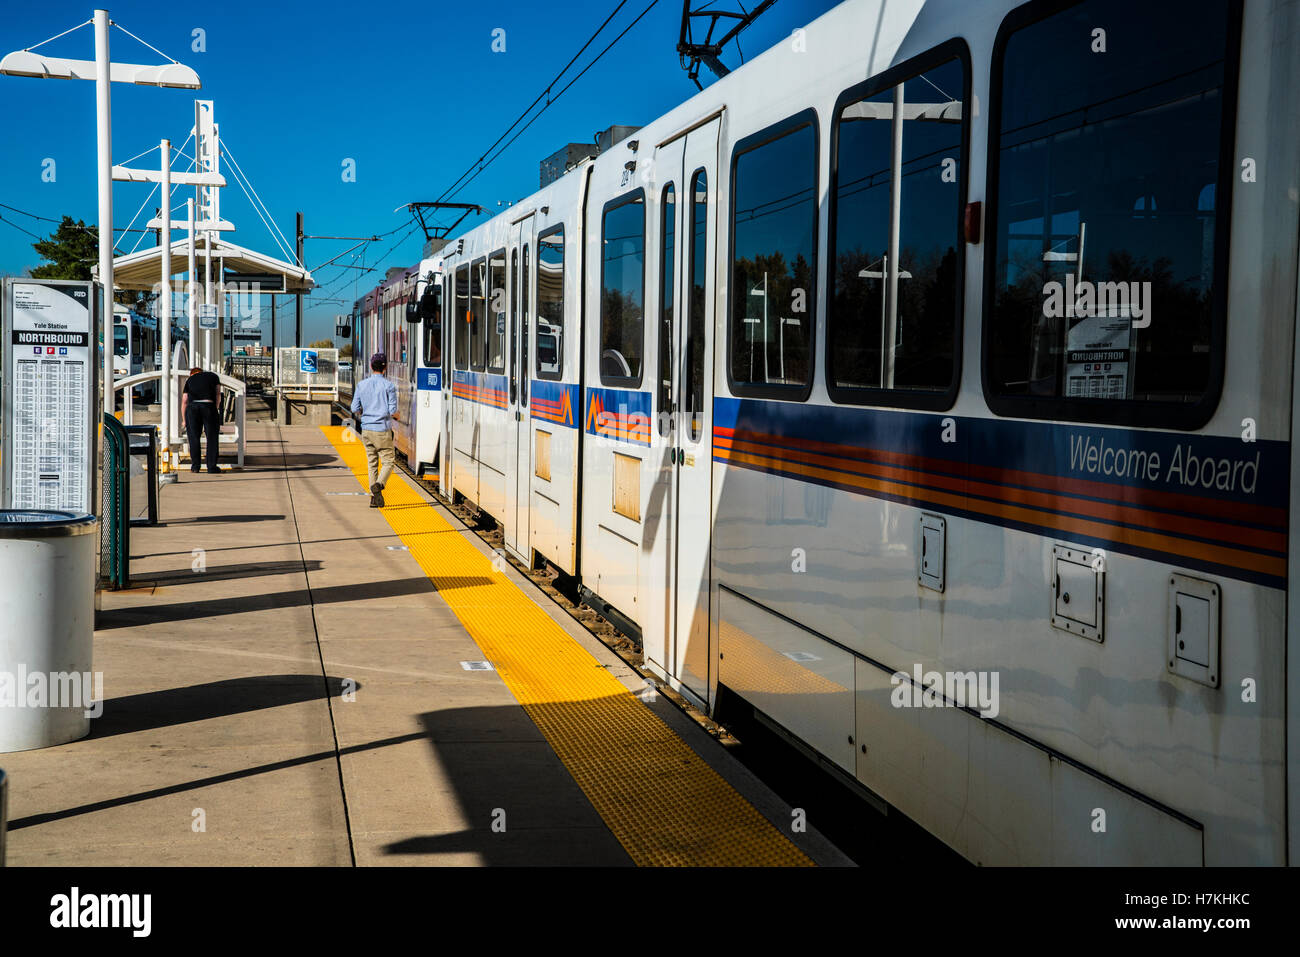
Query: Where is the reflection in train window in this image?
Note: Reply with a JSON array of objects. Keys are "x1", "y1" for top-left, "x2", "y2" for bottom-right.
[
  {"x1": 830, "y1": 55, "x2": 964, "y2": 400},
  {"x1": 454, "y1": 265, "x2": 469, "y2": 370},
  {"x1": 658, "y1": 183, "x2": 675, "y2": 435},
  {"x1": 730, "y1": 117, "x2": 818, "y2": 396},
  {"x1": 422, "y1": 278, "x2": 441, "y2": 368},
  {"x1": 687, "y1": 170, "x2": 707, "y2": 441},
  {"x1": 600, "y1": 191, "x2": 646, "y2": 386},
  {"x1": 488, "y1": 249, "x2": 507, "y2": 374},
  {"x1": 521, "y1": 243, "x2": 530, "y2": 406},
  {"x1": 986, "y1": 0, "x2": 1236, "y2": 422},
  {"x1": 510, "y1": 248, "x2": 519, "y2": 404},
  {"x1": 470, "y1": 257, "x2": 486, "y2": 372},
  {"x1": 536, "y1": 226, "x2": 565, "y2": 380}
]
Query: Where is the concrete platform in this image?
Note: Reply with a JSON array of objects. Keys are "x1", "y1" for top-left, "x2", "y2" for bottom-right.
[{"x1": 0, "y1": 424, "x2": 850, "y2": 867}]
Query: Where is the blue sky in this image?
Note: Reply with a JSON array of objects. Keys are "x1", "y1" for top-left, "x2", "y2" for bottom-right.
[{"x1": 0, "y1": 0, "x2": 838, "y2": 345}]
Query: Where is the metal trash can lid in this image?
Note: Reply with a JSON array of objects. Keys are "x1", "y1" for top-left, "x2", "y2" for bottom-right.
[{"x1": 0, "y1": 510, "x2": 98, "y2": 538}]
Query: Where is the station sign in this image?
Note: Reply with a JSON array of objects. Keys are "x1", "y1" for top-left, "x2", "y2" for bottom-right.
[
  {"x1": 223, "y1": 272, "x2": 286, "y2": 294},
  {"x1": 1, "y1": 279, "x2": 100, "y2": 513},
  {"x1": 198, "y1": 303, "x2": 219, "y2": 330}
]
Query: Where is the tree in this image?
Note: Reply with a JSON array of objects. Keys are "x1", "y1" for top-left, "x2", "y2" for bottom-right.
[
  {"x1": 31, "y1": 216, "x2": 138, "y2": 305},
  {"x1": 31, "y1": 216, "x2": 97, "y2": 280},
  {"x1": 306, "y1": 338, "x2": 335, "y2": 348}
]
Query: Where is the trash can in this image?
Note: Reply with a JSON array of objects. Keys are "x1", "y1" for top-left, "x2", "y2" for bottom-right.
[{"x1": 0, "y1": 511, "x2": 98, "y2": 753}]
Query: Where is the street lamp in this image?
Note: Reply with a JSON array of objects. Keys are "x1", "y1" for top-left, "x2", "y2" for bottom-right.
[{"x1": 1, "y1": 9, "x2": 201, "y2": 416}]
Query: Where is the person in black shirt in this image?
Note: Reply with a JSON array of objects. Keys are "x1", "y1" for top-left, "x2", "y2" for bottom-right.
[{"x1": 181, "y1": 366, "x2": 222, "y2": 474}]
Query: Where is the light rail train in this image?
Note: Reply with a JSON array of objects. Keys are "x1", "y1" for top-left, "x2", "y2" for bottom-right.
[{"x1": 342, "y1": 0, "x2": 1300, "y2": 865}]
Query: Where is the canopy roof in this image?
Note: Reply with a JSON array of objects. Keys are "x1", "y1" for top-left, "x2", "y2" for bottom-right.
[{"x1": 99, "y1": 235, "x2": 314, "y2": 293}]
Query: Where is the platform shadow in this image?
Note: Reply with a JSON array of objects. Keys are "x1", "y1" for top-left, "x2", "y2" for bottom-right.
[
  {"x1": 164, "y1": 514, "x2": 287, "y2": 524},
  {"x1": 88, "y1": 674, "x2": 358, "y2": 740},
  {"x1": 373, "y1": 703, "x2": 634, "y2": 866},
  {"x1": 145, "y1": 560, "x2": 322, "y2": 585}
]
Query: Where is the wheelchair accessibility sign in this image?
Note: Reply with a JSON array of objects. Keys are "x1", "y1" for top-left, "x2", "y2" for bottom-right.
[{"x1": 300, "y1": 350, "x2": 318, "y2": 374}]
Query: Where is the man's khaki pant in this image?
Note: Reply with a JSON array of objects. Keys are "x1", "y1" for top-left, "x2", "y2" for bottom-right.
[{"x1": 361, "y1": 429, "x2": 395, "y2": 489}]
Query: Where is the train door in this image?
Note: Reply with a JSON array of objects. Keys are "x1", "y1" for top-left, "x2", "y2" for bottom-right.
[
  {"x1": 440, "y1": 274, "x2": 453, "y2": 499},
  {"x1": 674, "y1": 122, "x2": 720, "y2": 697},
  {"x1": 505, "y1": 216, "x2": 534, "y2": 560},
  {"x1": 643, "y1": 138, "x2": 684, "y2": 680}
]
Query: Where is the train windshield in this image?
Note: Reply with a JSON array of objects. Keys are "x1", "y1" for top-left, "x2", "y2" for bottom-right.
[{"x1": 113, "y1": 325, "x2": 129, "y2": 356}]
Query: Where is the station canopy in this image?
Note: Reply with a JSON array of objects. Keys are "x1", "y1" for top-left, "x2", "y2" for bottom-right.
[{"x1": 100, "y1": 235, "x2": 314, "y2": 293}]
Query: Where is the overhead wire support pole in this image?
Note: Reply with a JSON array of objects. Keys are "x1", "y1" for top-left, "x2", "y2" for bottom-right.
[
  {"x1": 159, "y1": 138, "x2": 172, "y2": 462},
  {"x1": 187, "y1": 197, "x2": 196, "y2": 366},
  {"x1": 95, "y1": 9, "x2": 114, "y2": 415},
  {"x1": 295, "y1": 211, "x2": 303, "y2": 348}
]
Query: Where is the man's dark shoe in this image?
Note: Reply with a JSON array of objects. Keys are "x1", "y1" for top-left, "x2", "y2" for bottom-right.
[
  {"x1": 371, "y1": 483, "x2": 385, "y2": 508},
  {"x1": 206, "y1": 467, "x2": 221, "y2": 474},
  {"x1": 190, "y1": 466, "x2": 201, "y2": 473}
]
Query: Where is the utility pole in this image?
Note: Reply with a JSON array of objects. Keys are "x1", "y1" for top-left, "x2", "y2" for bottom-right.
[
  {"x1": 270, "y1": 294, "x2": 276, "y2": 353},
  {"x1": 295, "y1": 211, "x2": 304, "y2": 348}
]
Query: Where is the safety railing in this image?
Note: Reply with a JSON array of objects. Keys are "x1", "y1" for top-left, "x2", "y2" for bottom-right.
[
  {"x1": 274, "y1": 347, "x2": 339, "y2": 401},
  {"x1": 101, "y1": 413, "x2": 131, "y2": 590},
  {"x1": 123, "y1": 424, "x2": 160, "y2": 525}
]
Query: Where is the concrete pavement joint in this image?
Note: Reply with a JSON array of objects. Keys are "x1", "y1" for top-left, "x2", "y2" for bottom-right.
[{"x1": 279, "y1": 425, "x2": 358, "y2": 867}]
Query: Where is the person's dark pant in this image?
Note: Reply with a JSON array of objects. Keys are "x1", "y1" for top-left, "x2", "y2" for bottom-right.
[{"x1": 185, "y1": 402, "x2": 219, "y2": 471}]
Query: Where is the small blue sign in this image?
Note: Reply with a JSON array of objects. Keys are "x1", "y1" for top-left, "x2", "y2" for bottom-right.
[
  {"x1": 59, "y1": 347, "x2": 68, "y2": 356},
  {"x1": 300, "y1": 350, "x2": 318, "y2": 374},
  {"x1": 417, "y1": 367, "x2": 442, "y2": 391}
]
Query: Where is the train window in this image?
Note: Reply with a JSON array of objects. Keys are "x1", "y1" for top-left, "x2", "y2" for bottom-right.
[
  {"x1": 422, "y1": 280, "x2": 441, "y2": 368},
  {"x1": 470, "y1": 257, "x2": 487, "y2": 372},
  {"x1": 600, "y1": 191, "x2": 646, "y2": 387},
  {"x1": 729, "y1": 113, "x2": 818, "y2": 398},
  {"x1": 510, "y1": 248, "x2": 519, "y2": 404},
  {"x1": 829, "y1": 50, "x2": 966, "y2": 406},
  {"x1": 536, "y1": 226, "x2": 564, "y2": 380},
  {"x1": 487, "y1": 250, "x2": 507, "y2": 374},
  {"x1": 985, "y1": 0, "x2": 1238, "y2": 428},
  {"x1": 686, "y1": 170, "x2": 707, "y2": 442},
  {"x1": 442, "y1": 277, "x2": 451, "y2": 385},
  {"x1": 658, "y1": 183, "x2": 675, "y2": 435},
  {"x1": 454, "y1": 265, "x2": 470, "y2": 370},
  {"x1": 521, "y1": 243, "x2": 529, "y2": 406}
]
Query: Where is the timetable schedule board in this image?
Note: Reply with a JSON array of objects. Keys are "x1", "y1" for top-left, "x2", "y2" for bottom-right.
[{"x1": 2, "y1": 279, "x2": 100, "y2": 513}]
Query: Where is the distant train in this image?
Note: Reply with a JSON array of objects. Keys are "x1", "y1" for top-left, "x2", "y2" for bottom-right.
[
  {"x1": 341, "y1": 0, "x2": 1300, "y2": 866},
  {"x1": 112, "y1": 304, "x2": 188, "y2": 402}
]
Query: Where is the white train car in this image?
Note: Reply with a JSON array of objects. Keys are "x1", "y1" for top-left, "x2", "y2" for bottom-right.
[
  {"x1": 345, "y1": 254, "x2": 445, "y2": 475},
  {"x1": 433, "y1": 0, "x2": 1300, "y2": 865},
  {"x1": 440, "y1": 171, "x2": 587, "y2": 573}
]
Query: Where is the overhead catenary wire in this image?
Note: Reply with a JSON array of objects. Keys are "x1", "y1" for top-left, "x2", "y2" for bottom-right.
[
  {"x1": 435, "y1": 0, "x2": 632, "y2": 205},
  {"x1": 442, "y1": 0, "x2": 662, "y2": 204},
  {"x1": 0, "y1": 201, "x2": 150, "y2": 234},
  {"x1": 220, "y1": 138, "x2": 300, "y2": 265}
]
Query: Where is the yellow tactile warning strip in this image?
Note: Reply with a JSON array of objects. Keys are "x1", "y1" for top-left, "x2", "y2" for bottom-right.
[{"x1": 322, "y1": 426, "x2": 812, "y2": 866}]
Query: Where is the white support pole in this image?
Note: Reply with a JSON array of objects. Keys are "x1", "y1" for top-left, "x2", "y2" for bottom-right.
[
  {"x1": 95, "y1": 9, "x2": 114, "y2": 416},
  {"x1": 159, "y1": 138, "x2": 172, "y2": 462},
  {"x1": 187, "y1": 197, "x2": 196, "y2": 364},
  {"x1": 203, "y1": 231, "x2": 213, "y2": 371}
]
